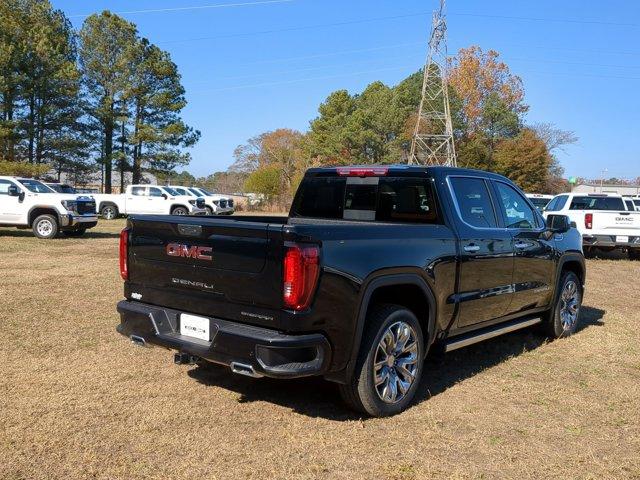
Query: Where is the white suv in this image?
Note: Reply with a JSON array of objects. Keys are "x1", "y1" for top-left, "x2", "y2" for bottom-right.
[
  {"x1": 170, "y1": 186, "x2": 234, "y2": 215},
  {"x1": 0, "y1": 176, "x2": 98, "y2": 239},
  {"x1": 544, "y1": 193, "x2": 640, "y2": 259}
]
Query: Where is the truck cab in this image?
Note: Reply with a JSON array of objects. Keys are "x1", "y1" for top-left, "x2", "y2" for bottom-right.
[{"x1": 0, "y1": 176, "x2": 98, "y2": 239}]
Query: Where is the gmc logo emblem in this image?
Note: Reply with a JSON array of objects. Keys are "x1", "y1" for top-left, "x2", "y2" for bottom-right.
[{"x1": 166, "y1": 243, "x2": 213, "y2": 261}]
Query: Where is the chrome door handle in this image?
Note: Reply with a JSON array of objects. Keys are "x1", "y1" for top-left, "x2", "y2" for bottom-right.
[{"x1": 463, "y1": 244, "x2": 480, "y2": 253}]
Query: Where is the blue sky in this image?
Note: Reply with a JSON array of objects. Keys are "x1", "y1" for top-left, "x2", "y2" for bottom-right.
[{"x1": 53, "y1": 0, "x2": 640, "y2": 180}]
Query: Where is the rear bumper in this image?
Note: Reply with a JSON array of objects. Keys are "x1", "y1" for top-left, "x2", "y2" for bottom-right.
[
  {"x1": 583, "y1": 234, "x2": 640, "y2": 248},
  {"x1": 116, "y1": 300, "x2": 331, "y2": 378}
]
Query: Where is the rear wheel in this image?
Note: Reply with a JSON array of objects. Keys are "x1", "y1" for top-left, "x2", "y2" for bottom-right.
[
  {"x1": 101, "y1": 204, "x2": 118, "y2": 220},
  {"x1": 542, "y1": 271, "x2": 582, "y2": 338},
  {"x1": 171, "y1": 206, "x2": 188, "y2": 216},
  {"x1": 339, "y1": 304, "x2": 424, "y2": 417},
  {"x1": 628, "y1": 249, "x2": 640, "y2": 261},
  {"x1": 32, "y1": 214, "x2": 59, "y2": 239}
]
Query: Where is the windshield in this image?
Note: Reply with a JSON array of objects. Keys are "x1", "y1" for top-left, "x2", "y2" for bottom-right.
[
  {"x1": 161, "y1": 186, "x2": 181, "y2": 196},
  {"x1": 528, "y1": 197, "x2": 550, "y2": 210},
  {"x1": 189, "y1": 187, "x2": 205, "y2": 196},
  {"x1": 195, "y1": 187, "x2": 215, "y2": 196},
  {"x1": 19, "y1": 179, "x2": 55, "y2": 193},
  {"x1": 49, "y1": 184, "x2": 76, "y2": 194},
  {"x1": 173, "y1": 187, "x2": 191, "y2": 196}
]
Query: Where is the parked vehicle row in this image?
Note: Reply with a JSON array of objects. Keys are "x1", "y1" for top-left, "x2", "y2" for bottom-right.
[
  {"x1": 169, "y1": 186, "x2": 235, "y2": 215},
  {"x1": 0, "y1": 176, "x2": 98, "y2": 239},
  {"x1": 117, "y1": 165, "x2": 585, "y2": 416},
  {"x1": 543, "y1": 193, "x2": 640, "y2": 260},
  {"x1": 92, "y1": 185, "x2": 207, "y2": 219}
]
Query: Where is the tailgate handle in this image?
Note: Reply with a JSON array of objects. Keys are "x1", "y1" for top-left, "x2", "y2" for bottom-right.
[{"x1": 177, "y1": 224, "x2": 202, "y2": 236}]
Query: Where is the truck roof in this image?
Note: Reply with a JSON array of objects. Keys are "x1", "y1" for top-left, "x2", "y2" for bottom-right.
[{"x1": 305, "y1": 165, "x2": 510, "y2": 181}]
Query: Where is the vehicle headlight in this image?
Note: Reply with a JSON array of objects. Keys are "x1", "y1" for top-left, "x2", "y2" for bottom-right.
[
  {"x1": 61, "y1": 200, "x2": 78, "y2": 212},
  {"x1": 188, "y1": 199, "x2": 196, "y2": 205}
]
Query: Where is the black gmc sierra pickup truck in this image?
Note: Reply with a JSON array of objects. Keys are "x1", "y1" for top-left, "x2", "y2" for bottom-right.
[{"x1": 117, "y1": 166, "x2": 585, "y2": 416}]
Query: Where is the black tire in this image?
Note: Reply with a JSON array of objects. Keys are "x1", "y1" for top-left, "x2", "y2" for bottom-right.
[
  {"x1": 628, "y1": 249, "x2": 640, "y2": 261},
  {"x1": 542, "y1": 271, "x2": 582, "y2": 338},
  {"x1": 171, "y1": 206, "x2": 188, "y2": 216},
  {"x1": 205, "y1": 206, "x2": 214, "y2": 215},
  {"x1": 62, "y1": 229, "x2": 86, "y2": 237},
  {"x1": 339, "y1": 304, "x2": 424, "y2": 417},
  {"x1": 32, "y1": 214, "x2": 59, "y2": 239},
  {"x1": 101, "y1": 204, "x2": 118, "y2": 220}
]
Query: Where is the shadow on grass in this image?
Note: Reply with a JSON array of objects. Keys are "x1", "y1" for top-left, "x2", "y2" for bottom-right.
[
  {"x1": 187, "y1": 306, "x2": 605, "y2": 420},
  {"x1": 0, "y1": 228, "x2": 120, "y2": 239}
]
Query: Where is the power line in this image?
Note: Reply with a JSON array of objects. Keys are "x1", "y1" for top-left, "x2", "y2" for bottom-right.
[
  {"x1": 159, "y1": 11, "x2": 431, "y2": 44},
  {"x1": 69, "y1": 0, "x2": 294, "y2": 19},
  {"x1": 450, "y1": 12, "x2": 639, "y2": 28}
]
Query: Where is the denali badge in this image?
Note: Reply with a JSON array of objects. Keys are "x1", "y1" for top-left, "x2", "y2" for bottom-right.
[
  {"x1": 166, "y1": 243, "x2": 213, "y2": 261},
  {"x1": 172, "y1": 278, "x2": 215, "y2": 290}
]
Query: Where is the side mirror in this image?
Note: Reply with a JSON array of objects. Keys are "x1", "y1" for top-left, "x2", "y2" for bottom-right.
[
  {"x1": 161, "y1": 193, "x2": 168, "y2": 200},
  {"x1": 546, "y1": 214, "x2": 572, "y2": 233},
  {"x1": 8, "y1": 185, "x2": 20, "y2": 197}
]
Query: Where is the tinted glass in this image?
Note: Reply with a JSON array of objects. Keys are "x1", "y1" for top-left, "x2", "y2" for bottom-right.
[
  {"x1": 569, "y1": 196, "x2": 625, "y2": 211},
  {"x1": 624, "y1": 199, "x2": 635, "y2": 211},
  {"x1": 162, "y1": 187, "x2": 180, "y2": 196},
  {"x1": 174, "y1": 188, "x2": 189, "y2": 195},
  {"x1": 529, "y1": 197, "x2": 550, "y2": 210},
  {"x1": 291, "y1": 175, "x2": 439, "y2": 224},
  {"x1": 148, "y1": 187, "x2": 164, "y2": 197},
  {"x1": 18, "y1": 179, "x2": 55, "y2": 193},
  {"x1": 545, "y1": 195, "x2": 568, "y2": 212},
  {"x1": 634, "y1": 199, "x2": 640, "y2": 207},
  {"x1": 449, "y1": 177, "x2": 497, "y2": 228},
  {"x1": 292, "y1": 176, "x2": 346, "y2": 219},
  {"x1": 131, "y1": 186, "x2": 146, "y2": 196},
  {"x1": 495, "y1": 182, "x2": 538, "y2": 229}
]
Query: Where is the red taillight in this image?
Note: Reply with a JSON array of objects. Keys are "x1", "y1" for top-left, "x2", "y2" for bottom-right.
[
  {"x1": 283, "y1": 244, "x2": 320, "y2": 311},
  {"x1": 336, "y1": 166, "x2": 388, "y2": 177},
  {"x1": 119, "y1": 228, "x2": 129, "y2": 280},
  {"x1": 585, "y1": 213, "x2": 593, "y2": 230}
]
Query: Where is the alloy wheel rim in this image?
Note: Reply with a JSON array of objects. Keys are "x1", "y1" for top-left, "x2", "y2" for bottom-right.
[
  {"x1": 37, "y1": 219, "x2": 53, "y2": 236},
  {"x1": 104, "y1": 207, "x2": 115, "y2": 219},
  {"x1": 560, "y1": 280, "x2": 580, "y2": 331},
  {"x1": 373, "y1": 321, "x2": 419, "y2": 404},
  {"x1": 175, "y1": 209, "x2": 186, "y2": 215}
]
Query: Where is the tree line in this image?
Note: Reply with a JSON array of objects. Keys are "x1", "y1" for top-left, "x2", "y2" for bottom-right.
[
  {"x1": 0, "y1": 0, "x2": 198, "y2": 192},
  {"x1": 223, "y1": 46, "x2": 578, "y2": 207}
]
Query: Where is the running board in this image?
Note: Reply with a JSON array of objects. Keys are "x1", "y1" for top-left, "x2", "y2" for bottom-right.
[{"x1": 444, "y1": 317, "x2": 542, "y2": 352}]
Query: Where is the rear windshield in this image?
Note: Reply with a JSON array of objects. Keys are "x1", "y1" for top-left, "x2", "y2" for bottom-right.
[
  {"x1": 290, "y1": 175, "x2": 439, "y2": 224},
  {"x1": 569, "y1": 196, "x2": 625, "y2": 211}
]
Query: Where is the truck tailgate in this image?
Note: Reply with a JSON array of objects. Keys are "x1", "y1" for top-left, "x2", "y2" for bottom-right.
[
  {"x1": 591, "y1": 211, "x2": 640, "y2": 235},
  {"x1": 126, "y1": 215, "x2": 286, "y2": 325}
]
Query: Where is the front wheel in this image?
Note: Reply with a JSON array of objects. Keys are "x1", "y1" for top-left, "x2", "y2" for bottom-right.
[
  {"x1": 339, "y1": 304, "x2": 424, "y2": 417},
  {"x1": 542, "y1": 271, "x2": 582, "y2": 338},
  {"x1": 171, "y1": 206, "x2": 188, "y2": 216},
  {"x1": 32, "y1": 214, "x2": 59, "y2": 239}
]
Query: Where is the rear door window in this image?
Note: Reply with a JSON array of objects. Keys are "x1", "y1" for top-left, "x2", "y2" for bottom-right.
[
  {"x1": 449, "y1": 177, "x2": 497, "y2": 228},
  {"x1": 131, "y1": 186, "x2": 146, "y2": 196}
]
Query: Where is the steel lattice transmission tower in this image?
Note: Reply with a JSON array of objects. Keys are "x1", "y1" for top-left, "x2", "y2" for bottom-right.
[{"x1": 409, "y1": 0, "x2": 457, "y2": 166}]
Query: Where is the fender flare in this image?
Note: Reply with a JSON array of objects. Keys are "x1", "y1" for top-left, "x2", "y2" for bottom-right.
[
  {"x1": 97, "y1": 201, "x2": 119, "y2": 213},
  {"x1": 27, "y1": 205, "x2": 62, "y2": 226},
  {"x1": 341, "y1": 272, "x2": 437, "y2": 382},
  {"x1": 557, "y1": 252, "x2": 586, "y2": 287}
]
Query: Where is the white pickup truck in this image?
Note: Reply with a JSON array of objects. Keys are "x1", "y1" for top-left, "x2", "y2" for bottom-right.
[
  {"x1": 544, "y1": 193, "x2": 640, "y2": 259},
  {"x1": 93, "y1": 185, "x2": 206, "y2": 219},
  {"x1": 0, "y1": 176, "x2": 98, "y2": 239},
  {"x1": 169, "y1": 185, "x2": 234, "y2": 215}
]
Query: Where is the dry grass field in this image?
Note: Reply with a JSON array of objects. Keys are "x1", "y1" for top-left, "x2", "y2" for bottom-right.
[{"x1": 1, "y1": 219, "x2": 639, "y2": 480}]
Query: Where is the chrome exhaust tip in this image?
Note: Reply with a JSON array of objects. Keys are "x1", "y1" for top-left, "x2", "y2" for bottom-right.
[
  {"x1": 230, "y1": 362, "x2": 263, "y2": 378},
  {"x1": 130, "y1": 335, "x2": 147, "y2": 347}
]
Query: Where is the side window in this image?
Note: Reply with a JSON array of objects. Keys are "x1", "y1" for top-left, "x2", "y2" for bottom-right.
[
  {"x1": 131, "y1": 186, "x2": 146, "y2": 196},
  {"x1": 494, "y1": 182, "x2": 538, "y2": 229},
  {"x1": 0, "y1": 179, "x2": 16, "y2": 195},
  {"x1": 450, "y1": 177, "x2": 497, "y2": 228},
  {"x1": 377, "y1": 177, "x2": 438, "y2": 223},
  {"x1": 148, "y1": 187, "x2": 164, "y2": 197},
  {"x1": 554, "y1": 195, "x2": 568, "y2": 211}
]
